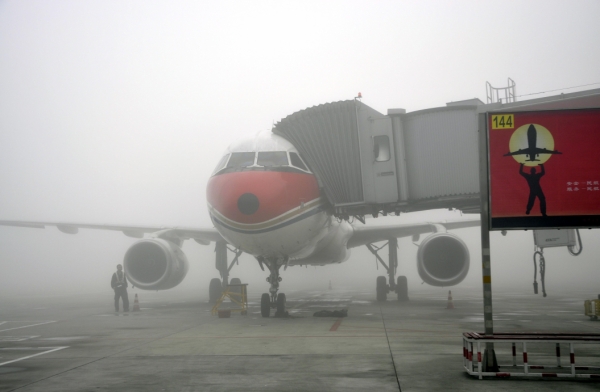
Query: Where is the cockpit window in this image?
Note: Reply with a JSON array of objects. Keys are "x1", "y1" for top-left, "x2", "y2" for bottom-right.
[
  {"x1": 257, "y1": 151, "x2": 288, "y2": 167},
  {"x1": 213, "y1": 150, "x2": 310, "y2": 174},
  {"x1": 226, "y1": 152, "x2": 256, "y2": 168},
  {"x1": 289, "y1": 152, "x2": 308, "y2": 171},
  {"x1": 212, "y1": 154, "x2": 230, "y2": 175}
]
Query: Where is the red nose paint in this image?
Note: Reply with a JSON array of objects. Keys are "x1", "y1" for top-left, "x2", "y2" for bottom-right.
[{"x1": 207, "y1": 171, "x2": 320, "y2": 224}]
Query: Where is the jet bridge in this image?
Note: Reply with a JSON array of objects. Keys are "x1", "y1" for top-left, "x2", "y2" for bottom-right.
[{"x1": 273, "y1": 88, "x2": 600, "y2": 219}]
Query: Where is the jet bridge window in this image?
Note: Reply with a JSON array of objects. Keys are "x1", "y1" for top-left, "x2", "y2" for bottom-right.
[
  {"x1": 257, "y1": 151, "x2": 288, "y2": 167},
  {"x1": 289, "y1": 152, "x2": 309, "y2": 171},
  {"x1": 373, "y1": 135, "x2": 391, "y2": 162},
  {"x1": 226, "y1": 152, "x2": 256, "y2": 168}
]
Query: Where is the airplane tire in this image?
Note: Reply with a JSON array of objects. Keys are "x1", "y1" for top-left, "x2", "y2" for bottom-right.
[
  {"x1": 376, "y1": 276, "x2": 387, "y2": 302},
  {"x1": 261, "y1": 293, "x2": 271, "y2": 318},
  {"x1": 397, "y1": 276, "x2": 409, "y2": 301},
  {"x1": 276, "y1": 293, "x2": 286, "y2": 314},
  {"x1": 229, "y1": 278, "x2": 241, "y2": 302},
  {"x1": 209, "y1": 278, "x2": 222, "y2": 303}
]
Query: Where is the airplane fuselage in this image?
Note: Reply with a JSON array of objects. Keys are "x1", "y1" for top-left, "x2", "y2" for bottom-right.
[{"x1": 206, "y1": 132, "x2": 352, "y2": 265}]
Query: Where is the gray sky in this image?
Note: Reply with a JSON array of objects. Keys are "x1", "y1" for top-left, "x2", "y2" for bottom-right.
[{"x1": 1, "y1": 1, "x2": 599, "y2": 298}]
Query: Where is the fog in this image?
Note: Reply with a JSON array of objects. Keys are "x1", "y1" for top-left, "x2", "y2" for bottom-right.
[{"x1": 1, "y1": 1, "x2": 600, "y2": 301}]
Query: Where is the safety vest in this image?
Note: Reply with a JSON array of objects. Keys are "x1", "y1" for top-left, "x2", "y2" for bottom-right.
[{"x1": 116, "y1": 271, "x2": 125, "y2": 284}]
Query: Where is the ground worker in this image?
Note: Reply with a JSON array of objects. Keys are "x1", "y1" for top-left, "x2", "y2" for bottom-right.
[{"x1": 111, "y1": 264, "x2": 129, "y2": 312}]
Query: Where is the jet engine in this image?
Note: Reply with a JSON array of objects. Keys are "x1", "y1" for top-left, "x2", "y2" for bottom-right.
[
  {"x1": 416, "y1": 233, "x2": 470, "y2": 287},
  {"x1": 123, "y1": 238, "x2": 189, "y2": 290}
]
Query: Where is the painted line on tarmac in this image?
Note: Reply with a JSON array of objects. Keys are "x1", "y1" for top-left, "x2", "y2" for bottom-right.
[
  {"x1": 181, "y1": 334, "x2": 384, "y2": 339},
  {"x1": 0, "y1": 321, "x2": 56, "y2": 333},
  {"x1": 329, "y1": 318, "x2": 343, "y2": 331},
  {"x1": 379, "y1": 306, "x2": 402, "y2": 391},
  {"x1": 0, "y1": 346, "x2": 68, "y2": 367},
  {"x1": 0, "y1": 336, "x2": 40, "y2": 342}
]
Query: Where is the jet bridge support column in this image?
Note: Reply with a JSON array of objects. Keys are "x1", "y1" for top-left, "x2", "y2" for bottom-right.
[{"x1": 479, "y1": 113, "x2": 498, "y2": 372}]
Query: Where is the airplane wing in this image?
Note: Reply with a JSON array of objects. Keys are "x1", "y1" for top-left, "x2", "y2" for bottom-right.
[
  {"x1": 531, "y1": 147, "x2": 561, "y2": 155},
  {"x1": 347, "y1": 218, "x2": 480, "y2": 248},
  {"x1": 0, "y1": 220, "x2": 224, "y2": 245},
  {"x1": 503, "y1": 148, "x2": 561, "y2": 157}
]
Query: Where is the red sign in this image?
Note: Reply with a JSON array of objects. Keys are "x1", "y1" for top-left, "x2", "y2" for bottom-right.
[{"x1": 489, "y1": 109, "x2": 600, "y2": 229}]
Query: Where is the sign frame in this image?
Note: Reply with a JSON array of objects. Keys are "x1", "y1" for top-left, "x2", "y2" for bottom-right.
[{"x1": 486, "y1": 108, "x2": 600, "y2": 231}]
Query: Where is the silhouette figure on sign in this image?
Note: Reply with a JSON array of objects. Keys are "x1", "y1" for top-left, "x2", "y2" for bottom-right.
[{"x1": 520, "y1": 163, "x2": 547, "y2": 217}]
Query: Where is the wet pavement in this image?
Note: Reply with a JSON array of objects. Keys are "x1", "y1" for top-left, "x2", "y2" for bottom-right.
[{"x1": 1, "y1": 286, "x2": 600, "y2": 391}]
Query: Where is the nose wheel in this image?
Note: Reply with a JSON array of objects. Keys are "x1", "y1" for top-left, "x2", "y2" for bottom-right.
[
  {"x1": 260, "y1": 292, "x2": 287, "y2": 318},
  {"x1": 259, "y1": 258, "x2": 287, "y2": 317}
]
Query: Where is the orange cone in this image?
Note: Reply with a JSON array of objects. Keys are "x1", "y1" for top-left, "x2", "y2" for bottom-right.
[
  {"x1": 132, "y1": 294, "x2": 140, "y2": 312},
  {"x1": 446, "y1": 290, "x2": 455, "y2": 309}
]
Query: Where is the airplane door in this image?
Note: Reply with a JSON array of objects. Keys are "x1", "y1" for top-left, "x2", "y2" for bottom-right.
[{"x1": 361, "y1": 116, "x2": 399, "y2": 204}]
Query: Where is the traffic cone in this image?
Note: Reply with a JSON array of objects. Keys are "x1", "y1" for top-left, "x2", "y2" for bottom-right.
[
  {"x1": 446, "y1": 290, "x2": 455, "y2": 309},
  {"x1": 132, "y1": 294, "x2": 140, "y2": 312}
]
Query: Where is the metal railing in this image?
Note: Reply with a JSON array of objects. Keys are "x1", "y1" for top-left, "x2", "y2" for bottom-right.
[
  {"x1": 486, "y1": 78, "x2": 516, "y2": 104},
  {"x1": 463, "y1": 332, "x2": 600, "y2": 380}
]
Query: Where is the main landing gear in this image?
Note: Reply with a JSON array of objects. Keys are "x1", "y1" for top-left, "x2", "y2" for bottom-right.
[
  {"x1": 209, "y1": 241, "x2": 243, "y2": 303},
  {"x1": 257, "y1": 257, "x2": 287, "y2": 317},
  {"x1": 367, "y1": 238, "x2": 409, "y2": 302}
]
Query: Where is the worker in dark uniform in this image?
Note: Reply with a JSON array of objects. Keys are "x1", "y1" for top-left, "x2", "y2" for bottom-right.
[{"x1": 111, "y1": 264, "x2": 129, "y2": 312}]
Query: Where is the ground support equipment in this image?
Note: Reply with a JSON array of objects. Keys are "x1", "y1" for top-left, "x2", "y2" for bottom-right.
[
  {"x1": 463, "y1": 332, "x2": 600, "y2": 380},
  {"x1": 584, "y1": 299, "x2": 600, "y2": 320},
  {"x1": 211, "y1": 284, "x2": 248, "y2": 316}
]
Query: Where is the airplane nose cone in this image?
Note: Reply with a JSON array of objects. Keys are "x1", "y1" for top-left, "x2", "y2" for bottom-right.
[{"x1": 237, "y1": 193, "x2": 260, "y2": 215}]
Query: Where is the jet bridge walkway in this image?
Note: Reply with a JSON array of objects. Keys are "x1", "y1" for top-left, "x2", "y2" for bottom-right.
[{"x1": 273, "y1": 88, "x2": 600, "y2": 220}]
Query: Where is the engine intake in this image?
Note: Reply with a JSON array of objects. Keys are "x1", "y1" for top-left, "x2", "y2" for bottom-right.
[
  {"x1": 123, "y1": 238, "x2": 189, "y2": 290},
  {"x1": 417, "y1": 233, "x2": 469, "y2": 287}
]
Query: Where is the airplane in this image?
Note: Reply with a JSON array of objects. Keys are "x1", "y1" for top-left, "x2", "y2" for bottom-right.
[
  {"x1": 0, "y1": 131, "x2": 479, "y2": 317},
  {"x1": 503, "y1": 124, "x2": 561, "y2": 162}
]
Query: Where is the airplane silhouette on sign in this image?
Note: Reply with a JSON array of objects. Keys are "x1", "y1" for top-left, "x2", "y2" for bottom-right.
[{"x1": 503, "y1": 124, "x2": 561, "y2": 162}]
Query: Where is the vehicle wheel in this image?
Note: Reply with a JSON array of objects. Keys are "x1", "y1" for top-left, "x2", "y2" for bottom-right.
[
  {"x1": 396, "y1": 276, "x2": 409, "y2": 301},
  {"x1": 376, "y1": 276, "x2": 387, "y2": 302},
  {"x1": 209, "y1": 278, "x2": 222, "y2": 303},
  {"x1": 261, "y1": 293, "x2": 271, "y2": 318},
  {"x1": 276, "y1": 293, "x2": 286, "y2": 314},
  {"x1": 229, "y1": 278, "x2": 241, "y2": 302}
]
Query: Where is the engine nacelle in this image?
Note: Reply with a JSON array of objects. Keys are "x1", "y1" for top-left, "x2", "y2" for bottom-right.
[
  {"x1": 416, "y1": 233, "x2": 470, "y2": 287},
  {"x1": 123, "y1": 238, "x2": 189, "y2": 290}
]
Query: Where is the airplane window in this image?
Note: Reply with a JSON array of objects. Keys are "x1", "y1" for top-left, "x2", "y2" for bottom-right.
[
  {"x1": 212, "y1": 154, "x2": 230, "y2": 175},
  {"x1": 257, "y1": 151, "x2": 288, "y2": 167},
  {"x1": 373, "y1": 135, "x2": 391, "y2": 162},
  {"x1": 289, "y1": 152, "x2": 308, "y2": 171},
  {"x1": 227, "y1": 152, "x2": 256, "y2": 168}
]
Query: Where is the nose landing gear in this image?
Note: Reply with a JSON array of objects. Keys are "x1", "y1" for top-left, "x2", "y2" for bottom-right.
[{"x1": 258, "y1": 257, "x2": 287, "y2": 317}]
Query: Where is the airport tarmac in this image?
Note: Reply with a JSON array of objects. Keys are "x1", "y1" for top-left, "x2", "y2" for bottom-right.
[{"x1": 2, "y1": 285, "x2": 600, "y2": 391}]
